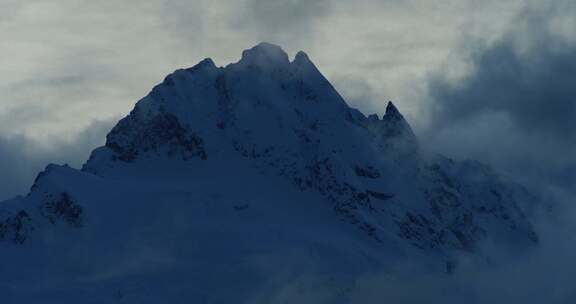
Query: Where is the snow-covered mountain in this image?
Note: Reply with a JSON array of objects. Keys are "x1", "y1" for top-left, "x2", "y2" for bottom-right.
[{"x1": 0, "y1": 43, "x2": 541, "y2": 303}]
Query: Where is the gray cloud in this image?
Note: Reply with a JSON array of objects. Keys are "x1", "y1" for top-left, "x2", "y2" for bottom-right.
[
  {"x1": 234, "y1": 0, "x2": 332, "y2": 47},
  {"x1": 430, "y1": 26, "x2": 576, "y2": 141},
  {"x1": 2, "y1": 0, "x2": 569, "y2": 203},
  {"x1": 0, "y1": 136, "x2": 39, "y2": 200},
  {"x1": 424, "y1": 1, "x2": 576, "y2": 194},
  {"x1": 0, "y1": 1, "x2": 20, "y2": 22},
  {"x1": 0, "y1": 0, "x2": 526, "y2": 139},
  {"x1": 417, "y1": 5, "x2": 576, "y2": 300},
  {"x1": 1, "y1": 0, "x2": 488, "y2": 200},
  {"x1": 331, "y1": 75, "x2": 383, "y2": 114},
  {"x1": 0, "y1": 118, "x2": 115, "y2": 200}
]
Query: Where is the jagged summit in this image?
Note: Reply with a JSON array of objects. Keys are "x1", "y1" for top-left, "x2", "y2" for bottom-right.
[
  {"x1": 81, "y1": 43, "x2": 536, "y2": 256},
  {"x1": 364, "y1": 101, "x2": 418, "y2": 156},
  {"x1": 85, "y1": 43, "x2": 414, "y2": 173},
  {"x1": 381, "y1": 101, "x2": 416, "y2": 135},
  {"x1": 239, "y1": 42, "x2": 290, "y2": 67},
  {"x1": 232, "y1": 43, "x2": 317, "y2": 73},
  {"x1": 185, "y1": 43, "x2": 299, "y2": 72},
  {"x1": 0, "y1": 42, "x2": 542, "y2": 301}
]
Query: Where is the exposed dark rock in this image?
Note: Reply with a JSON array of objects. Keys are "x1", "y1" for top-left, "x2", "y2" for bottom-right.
[
  {"x1": 106, "y1": 111, "x2": 207, "y2": 162},
  {"x1": 0, "y1": 210, "x2": 33, "y2": 244},
  {"x1": 40, "y1": 192, "x2": 84, "y2": 228}
]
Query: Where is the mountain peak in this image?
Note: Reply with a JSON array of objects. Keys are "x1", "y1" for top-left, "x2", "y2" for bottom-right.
[
  {"x1": 83, "y1": 44, "x2": 532, "y2": 256},
  {"x1": 239, "y1": 42, "x2": 290, "y2": 67},
  {"x1": 186, "y1": 57, "x2": 217, "y2": 72},
  {"x1": 292, "y1": 50, "x2": 320, "y2": 73},
  {"x1": 293, "y1": 50, "x2": 310, "y2": 63},
  {"x1": 0, "y1": 43, "x2": 542, "y2": 301},
  {"x1": 385, "y1": 101, "x2": 401, "y2": 118},
  {"x1": 366, "y1": 101, "x2": 419, "y2": 156}
]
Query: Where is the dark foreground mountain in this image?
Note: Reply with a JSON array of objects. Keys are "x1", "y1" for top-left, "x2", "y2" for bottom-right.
[{"x1": 0, "y1": 43, "x2": 541, "y2": 303}]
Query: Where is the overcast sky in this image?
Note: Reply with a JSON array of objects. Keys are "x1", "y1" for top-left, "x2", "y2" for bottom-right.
[
  {"x1": 1, "y1": 0, "x2": 574, "y2": 200},
  {"x1": 0, "y1": 0, "x2": 526, "y2": 138}
]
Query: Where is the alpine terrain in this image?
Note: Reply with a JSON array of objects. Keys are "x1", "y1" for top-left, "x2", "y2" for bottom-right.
[{"x1": 0, "y1": 43, "x2": 542, "y2": 303}]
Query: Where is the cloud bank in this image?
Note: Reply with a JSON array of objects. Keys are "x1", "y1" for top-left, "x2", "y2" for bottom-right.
[
  {"x1": 424, "y1": 1, "x2": 576, "y2": 196},
  {"x1": 0, "y1": 119, "x2": 114, "y2": 200}
]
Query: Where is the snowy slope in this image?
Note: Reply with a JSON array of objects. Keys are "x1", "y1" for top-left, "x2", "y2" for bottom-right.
[{"x1": 0, "y1": 43, "x2": 541, "y2": 303}]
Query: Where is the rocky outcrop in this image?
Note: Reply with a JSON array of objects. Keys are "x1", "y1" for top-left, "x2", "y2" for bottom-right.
[
  {"x1": 0, "y1": 191, "x2": 83, "y2": 244},
  {"x1": 0, "y1": 210, "x2": 33, "y2": 244}
]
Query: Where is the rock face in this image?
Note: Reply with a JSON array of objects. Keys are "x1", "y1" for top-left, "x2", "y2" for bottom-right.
[{"x1": 0, "y1": 43, "x2": 542, "y2": 302}]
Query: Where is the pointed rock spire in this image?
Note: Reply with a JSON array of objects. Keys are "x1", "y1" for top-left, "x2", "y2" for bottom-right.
[
  {"x1": 367, "y1": 101, "x2": 418, "y2": 156},
  {"x1": 381, "y1": 101, "x2": 415, "y2": 137},
  {"x1": 384, "y1": 101, "x2": 402, "y2": 119}
]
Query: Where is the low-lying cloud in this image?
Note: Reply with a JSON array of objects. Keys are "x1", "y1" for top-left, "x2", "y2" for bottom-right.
[
  {"x1": 405, "y1": 3, "x2": 576, "y2": 301},
  {"x1": 0, "y1": 118, "x2": 115, "y2": 200},
  {"x1": 424, "y1": 1, "x2": 576, "y2": 195}
]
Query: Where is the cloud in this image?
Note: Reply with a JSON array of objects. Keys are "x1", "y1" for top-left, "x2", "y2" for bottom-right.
[
  {"x1": 424, "y1": 1, "x2": 576, "y2": 194},
  {"x1": 430, "y1": 24, "x2": 576, "y2": 141},
  {"x1": 233, "y1": 0, "x2": 332, "y2": 47},
  {"x1": 415, "y1": 4, "x2": 576, "y2": 301},
  {"x1": 0, "y1": 0, "x2": 22, "y2": 22},
  {"x1": 0, "y1": 136, "x2": 39, "y2": 200},
  {"x1": 2, "y1": 0, "x2": 569, "y2": 206},
  {"x1": 0, "y1": 118, "x2": 115, "y2": 201},
  {"x1": 0, "y1": 0, "x2": 529, "y2": 141},
  {"x1": 331, "y1": 76, "x2": 384, "y2": 114}
]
